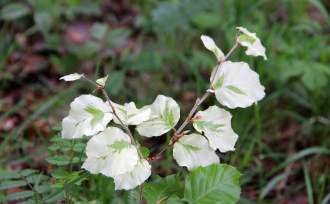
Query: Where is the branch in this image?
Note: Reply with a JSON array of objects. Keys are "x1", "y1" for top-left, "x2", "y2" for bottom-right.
[
  {"x1": 81, "y1": 76, "x2": 140, "y2": 150},
  {"x1": 176, "y1": 92, "x2": 211, "y2": 134},
  {"x1": 149, "y1": 40, "x2": 239, "y2": 161}
]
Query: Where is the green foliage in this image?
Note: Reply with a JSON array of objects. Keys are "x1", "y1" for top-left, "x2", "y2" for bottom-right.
[
  {"x1": 105, "y1": 71, "x2": 125, "y2": 96},
  {"x1": 143, "y1": 164, "x2": 241, "y2": 204},
  {"x1": 1, "y1": 0, "x2": 330, "y2": 203},
  {"x1": 144, "y1": 174, "x2": 184, "y2": 204},
  {"x1": 34, "y1": 11, "x2": 52, "y2": 34},
  {"x1": 0, "y1": 169, "x2": 52, "y2": 203},
  {"x1": 280, "y1": 60, "x2": 330, "y2": 91},
  {"x1": 0, "y1": 3, "x2": 30, "y2": 20},
  {"x1": 140, "y1": 146, "x2": 150, "y2": 158},
  {"x1": 184, "y1": 164, "x2": 241, "y2": 204}
]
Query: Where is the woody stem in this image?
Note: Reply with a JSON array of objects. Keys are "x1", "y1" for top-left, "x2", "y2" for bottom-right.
[{"x1": 149, "y1": 41, "x2": 240, "y2": 161}]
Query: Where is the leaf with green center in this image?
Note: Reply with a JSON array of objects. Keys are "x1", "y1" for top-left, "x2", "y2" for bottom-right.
[
  {"x1": 109, "y1": 140, "x2": 131, "y2": 152},
  {"x1": 163, "y1": 101, "x2": 175, "y2": 127},
  {"x1": 136, "y1": 95, "x2": 180, "y2": 137},
  {"x1": 213, "y1": 75, "x2": 225, "y2": 89},
  {"x1": 238, "y1": 34, "x2": 256, "y2": 44},
  {"x1": 182, "y1": 143, "x2": 200, "y2": 151},
  {"x1": 194, "y1": 120, "x2": 224, "y2": 133},
  {"x1": 226, "y1": 85, "x2": 246, "y2": 95},
  {"x1": 84, "y1": 105, "x2": 104, "y2": 126},
  {"x1": 184, "y1": 164, "x2": 241, "y2": 204}
]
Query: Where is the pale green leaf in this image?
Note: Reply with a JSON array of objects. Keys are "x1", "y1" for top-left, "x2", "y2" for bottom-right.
[{"x1": 238, "y1": 34, "x2": 256, "y2": 44}]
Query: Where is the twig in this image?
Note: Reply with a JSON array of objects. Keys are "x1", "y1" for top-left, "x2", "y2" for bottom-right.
[
  {"x1": 210, "y1": 41, "x2": 238, "y2": 85},
  {"x1": 176, "y1": 92, "x2": 211, "y2": 134},
  {"x1": 149, "y1": 93, "x2": 210, "y2": 162},
  {"x1": 224, "y1": 41, "x2": 238, "y2": 60},
  {"x1": 149, "y1": 40, "x2": 240, "y2": 161},
  {"x1": 81, "y1": 76, "x2": 141, "y2": 155}
]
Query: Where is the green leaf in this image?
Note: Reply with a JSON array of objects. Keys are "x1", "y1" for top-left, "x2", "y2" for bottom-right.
[
  {"x1": 226, "y1": 85, "x2": 246, "y2": 95},
  {"x1": 0, "y1": 172, "x2": 20, "y2": 180},
  {"x1": 184, "y1": 164, "x2": 241, "y2": 204},
  {"x1": 5, "y1": 191, "x2": 34, "y2": 201},
  {"x1": 47, "y1": 155, "x2": 81, "y2": 166},
  {"x1": 144, "y1": 175, "x2": 184, "y2": 204},
  {"x1": 105, "y1": 71, "x2": 125, "y2": 96},
  {"x1": 280, "y1": 60, "x2": 330, "y2": 91},
  {"x1": 51, "y1": 168, "x2": 70, "y2": 179},
  {"x1": 106, "y1": 28, "x2": 131, "y2": 48},
  {"x1": 73, "y1": 142, "x2": 86, "y2": 153},
  {"x1": 34, "y1": 11, "x2": 52, "y2": 33},
  {"x1": 26, "y1": 174, "x2": 48, "y2": 184},
  {"x1": 44, "y1": 172, "x2": 89, "y2": 203},
  {"x1": 191, "y1": 12, "x2": 220, "y2": 29},
  {"x1": 35, "y1": 184, "x2": 51, "y2": 194},
  {"x1": 0, "y1": 180, "x2": 26, "y2": 190},
  {"x1": 167, "y1": 196, "x2": 186, "y2": 204},
  {"x1": 126, "y1": 189, "x2": 141, "y2": 204},
  {"x1": 91, "y1": 23, "x2": 108, "y2": 40},
  {"x1": 126, "y1": 47, "x2": 162, "y2": 71},
  {"x1": 20, "y1": 169, "x2": 37, "y2": 177},
  {"x1": 47, "y1": 156, "x2": 71, "y2": 166},
  {"x1": 1, "y1": 3, "x2": 30, "y2": 20},
  {"x1": 0, "y1": 169, "x2": 37, "y2": 181},
  {"x1": 140, "y1": 146, "x2": 150, "y2": 158},
  {"x1": 301, "y1": 63, "x2": 329, "y2": 91}
]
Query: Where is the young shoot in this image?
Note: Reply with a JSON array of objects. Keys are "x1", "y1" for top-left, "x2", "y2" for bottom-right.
[{"x1": 59, "y1": 26, "x2": 267, "y2": 200}]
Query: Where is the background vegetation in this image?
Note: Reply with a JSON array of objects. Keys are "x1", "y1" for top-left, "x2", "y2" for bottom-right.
[{"x1": 0, "y1": 0, "x2": 330, "y2": 203}]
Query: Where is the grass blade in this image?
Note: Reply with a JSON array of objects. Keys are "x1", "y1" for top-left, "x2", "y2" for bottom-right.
[
  {"x1": 259, "y1": 172, "x2": 289, "y2": 200},
  {"x1": 303, "y1": 164, "x2": 314, "y2": 204}
]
